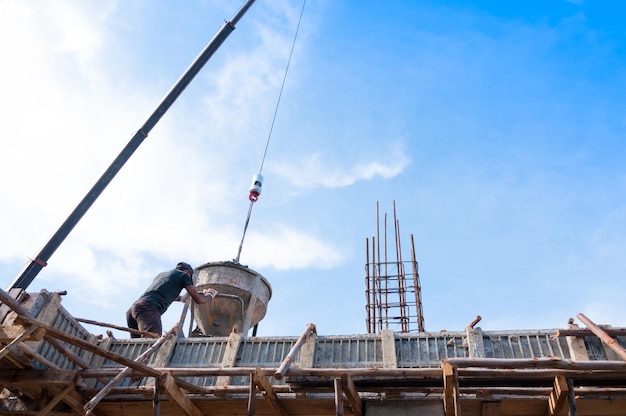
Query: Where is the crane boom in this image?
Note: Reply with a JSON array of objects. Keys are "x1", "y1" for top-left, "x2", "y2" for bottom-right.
[{"x1": 8, "y1": 0, "x2": 257, "y2": 290}]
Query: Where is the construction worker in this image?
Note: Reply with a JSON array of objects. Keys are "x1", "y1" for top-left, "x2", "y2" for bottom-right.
[{"x1": 126, "y1": 262, "x2": 217, "y2": 338}]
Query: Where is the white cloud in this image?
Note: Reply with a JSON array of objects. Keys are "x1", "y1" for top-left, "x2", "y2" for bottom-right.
[
  {"x1": 237, "y1": 225, "x2": 344, "y2": 270},
  {"x1": 272, "y1": 142, "x2": 410, "y2": 189}
]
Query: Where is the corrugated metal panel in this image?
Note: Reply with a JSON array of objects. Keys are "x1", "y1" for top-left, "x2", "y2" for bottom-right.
[
  {"x1": 238, "y1": 337, "x2": 295, "y2": 367},
  {"x1": 482, "y1": 330, "x2": 570, "y2": 359},
  {"x1": 168, "y1": 337, "x2": 229, "y2": 387},
  {"x1": 35, "y1": 304, "x2": 94, "y2": 370},
  {"x1": 397, "y1": 332, "x2": 468, "y2": 367},
  {"x1": 315, "y1": 335, "x2": 383, "y2": 368},
  {"x1": 104, "y1": 340, "x2": 155, "y2": 367}
]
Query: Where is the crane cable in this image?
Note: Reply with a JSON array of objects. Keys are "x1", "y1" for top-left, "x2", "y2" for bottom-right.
[{"x1": 234, "y1": 0, "x2": 307, "y2": 264}]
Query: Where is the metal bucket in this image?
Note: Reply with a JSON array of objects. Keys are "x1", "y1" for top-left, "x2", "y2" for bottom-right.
[{"x1": 191, "y1": 261, "x2": 271, "y2": 336}]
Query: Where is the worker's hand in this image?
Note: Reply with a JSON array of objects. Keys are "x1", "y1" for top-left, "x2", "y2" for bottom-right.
[{"x1": 202, "y1": 288, "x2": 217, "y2": 299}]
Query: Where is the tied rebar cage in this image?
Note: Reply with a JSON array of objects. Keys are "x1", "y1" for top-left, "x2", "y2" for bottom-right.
[{"x1": 365, "y1": 202, "x2": 424, "y2": 334}]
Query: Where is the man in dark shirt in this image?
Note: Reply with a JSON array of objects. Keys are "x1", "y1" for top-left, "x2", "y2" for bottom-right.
[{"x1": 126, "y1": 262, "x2": 217, "y2": 338}]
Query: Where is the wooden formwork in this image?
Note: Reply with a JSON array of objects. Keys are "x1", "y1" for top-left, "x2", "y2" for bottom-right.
[{"x1": 2, "y1": 288, "x2": 626, "y2": 416}]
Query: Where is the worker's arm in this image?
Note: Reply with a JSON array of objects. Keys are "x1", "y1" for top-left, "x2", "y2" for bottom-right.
[{"x1": 184, "y1": 285, "x2": 217, "y2": 304}]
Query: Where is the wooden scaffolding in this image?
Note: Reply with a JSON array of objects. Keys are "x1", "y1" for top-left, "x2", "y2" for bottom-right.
[{"x1": 2, "y1": 288, "x2": 626, "y2": 415}]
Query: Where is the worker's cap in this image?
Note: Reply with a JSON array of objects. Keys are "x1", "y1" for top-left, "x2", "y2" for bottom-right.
[{"x1": 176, "y1": 262, "x2": 194, "y2": 273}]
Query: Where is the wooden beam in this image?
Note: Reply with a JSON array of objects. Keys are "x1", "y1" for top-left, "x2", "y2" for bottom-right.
[
  {"x1": 577, "y1": 313, "x2": 626, "y2": 361},
  {"x1": 275, "y1": 323, "x2": 316, "y2": 380},
  {"x1": 0, "y1": 369, "x2": 78, "y2": 385},
  {"x1": 446, "y1": 357, "x2": 626, "y2": 371},
  {"x1": 254, "y1": 368, "x2": 289, "y2": 416},
  {"x1": 341, "y1": 374, "x2": 362, "y2": 416},
  {"x1": 567, "y1": 378, "x2": 577, "y2": 416},
  {"x1": 248, "y1": 372, "x2": 257, "y2": 416},
  {"x1": 0, "y1": 325, "x2": 42, "y2": 363},
  {"x1": 482, "y1": 402, "x2": 500, "y2": 416},
  {"x1": 334, "y1": 378, "x2": 344, "y2": 416},
  {"x1": 37, "y1": 383, "x2": 75, "y2": 416},
  {"x1": 83, "y1": 325, "x2": 178, "y2": 415},
  {"x1": 556, "y1": 327, "x2": 626, "y2": 337},
  {"x1": 0, "y1": 288, "x2": 162, "y2": 377},
  {"x1": 0, "y1": 324, "x2": 45, "y2": 343},
  {"x1": 442, "y1": 362, "x2": 460, "y2": 416},
  {"x1": 161, "y1": 373, "x2": 203, "y2": 416},
  {"x1": 548, "y1": 375, "x2": 568, "y2": 416}
]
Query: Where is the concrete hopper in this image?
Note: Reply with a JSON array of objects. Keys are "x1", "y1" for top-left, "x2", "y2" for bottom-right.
[{"x1": 191, "y1": 261, "x2": 271, "y2": 336}]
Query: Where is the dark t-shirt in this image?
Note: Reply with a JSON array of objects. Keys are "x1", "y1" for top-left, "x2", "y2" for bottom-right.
[{"x1": 138, "y1": 269, "x2": 193, "y2": 314}]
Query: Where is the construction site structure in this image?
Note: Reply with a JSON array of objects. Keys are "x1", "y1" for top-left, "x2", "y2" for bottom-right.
[
  {"x1": 366, "y1": 201, "x2": 424, "y2": 334},
  {"x1": 1, "y1": 287, "x2": 626, "y2": 415}
]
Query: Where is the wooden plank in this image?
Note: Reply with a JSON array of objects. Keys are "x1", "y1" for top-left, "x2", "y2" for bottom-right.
[
  {"x1": 548, "y1": 375, "x2": 568, "y2": 416},
  {"x1": 381, "y1": 329, "x2": 397, "y2": 368},
  {"x1": 341, "y1": 374, "x2": 362, "y2": 416},
  {"x1": 0, "y1": 324, "x2": 45, "y2": 343},
  {"x1": 0, "y1": 288, "x2": 24, "y2": 325},
  {"x1": 442, "y1": 362, "x2": 460, "y2": 416},
  {"x1": 216, "y1": 331, "x2": 243, "y2": 387},
  {"x1": 564, "y1": 323, "x2": 589, "y2": 361},
  {"x1": 37, "y1": 383, "x2": 75, "y2": 416},
  {"x1": 161, "y1": 373, "x2": 203, "y2": 416},
  {"x1": 248, "y1": 373, "x2": 256, "y2": 416},
  {"x1": 577, "y1": 313, "x2": 626, "y2": 362},
  {"x1": 298, "y1": 330, "x2": 317, "y2": 368},
  {"x1": 295, "y1": 330, "x2": 317, "y2": 398},
  {"x1": 567, "y1": 378, "x2": 577, "y2": 416},
  {"x1": 146, "y1": 331, "x2": 181, "y2": 388},
  {"x1": 0, "y1": 369, "x2": 77, "y2": 385},
  {"x1": 482, "y1": 401, "x2": 500, "y2": 416},
  {"x1": 0, "y1": 326, "x2": 41, "y2": 362},
  {"x1": 83, "y1": 325, "x2": 178, "y2": 415},
  {"x1": 0, "y1": 288, "x2": 161, "y2": 377},
  {"x1": 334, "y1": 377, "x2": 344, "y2": 416},
  {"x1": 254, "y1": 368, "x2": 289, "y2": 416},
  {"x1": 465, "y1": 327, "x2": 485, "y2": 358}
]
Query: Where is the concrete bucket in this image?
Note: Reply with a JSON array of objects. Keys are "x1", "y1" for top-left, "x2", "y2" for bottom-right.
[{"x1": 191, "y1": 261, "x2": 271, "y2": 336}]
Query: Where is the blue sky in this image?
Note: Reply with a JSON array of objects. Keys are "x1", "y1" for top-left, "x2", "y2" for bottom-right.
[{"x1": 1, "y1": 0, "x2": 626, "y2": 338}]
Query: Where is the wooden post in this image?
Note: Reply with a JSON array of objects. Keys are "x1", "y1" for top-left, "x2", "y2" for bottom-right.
[
  {"x1": 548, "y1": 375, "x2": 568, "y2": 415},
  {"x1": 247, "y1": 372, "x2": 257, "y2": 416},
  {"x1": 37, "y1": 383, "x2": 75, "y2": 416},
  {"x1": 577, "y1": 313, "x2": 626, "y2": 362},
  {"x1": 274, "y1": 323, "x2": 316, "y2": 380},
  {"x1": 161, "y1": 373, "x2": 203, "y2": 416},
  {"x1": 341, "y1": 374, "x2": 362, "y2": 416},
  {"x1": 153, "y1": 380, "x2": 160, "y2": 416},
  {"x1": 334, "y1": 377, "x2": 344, "y2": 416},
  {"x1": 442, "y1": 361, "x2": 460, "y2": 416},
  {"x1": 482, "y1": 402, "x2": 500, "y2": 416},
  {"x1": 567, "y1": 378, "x2": 577, "y2": 416},
  {"x1": 254, "y1": 368, "x2": 288, "y2": 416}
]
